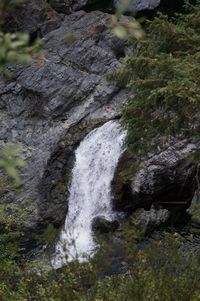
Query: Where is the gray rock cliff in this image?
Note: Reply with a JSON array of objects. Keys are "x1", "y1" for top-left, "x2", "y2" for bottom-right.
[{"x1": 0, "y1": 9, "x2": 129, "y2": 247}]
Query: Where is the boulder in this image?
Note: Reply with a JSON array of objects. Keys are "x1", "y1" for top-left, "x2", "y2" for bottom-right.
[
  {"x1": 112, "y1": 142, "x2": 197, "y2": 213},
  {"x1": 129, "y1": 207, "x2": 170, "y2": 235},
  {"x1": 92, "y1": 216, "x2": 119, "y2": 234}
]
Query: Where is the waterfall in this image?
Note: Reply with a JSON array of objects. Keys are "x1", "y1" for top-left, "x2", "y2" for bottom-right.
[{"x1": 54, "y1": 120, "x2": 126, "y2": 267}]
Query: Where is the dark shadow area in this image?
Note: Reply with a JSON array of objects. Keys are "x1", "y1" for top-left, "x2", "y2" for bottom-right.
[
  {"x1": 82, "y1": 0, "x2": 114, "y2": 13},
  {"x1": 158, "y1": 0, "x2": 196, "y2": 16},
  {"x1": 135, "y1": 0, "x2": 197, "y2": 22}
]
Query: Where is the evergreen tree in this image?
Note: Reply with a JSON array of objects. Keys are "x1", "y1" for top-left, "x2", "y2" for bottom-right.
[{"x1": 113, "y1": 1, "x2": 200, "y2": 156}]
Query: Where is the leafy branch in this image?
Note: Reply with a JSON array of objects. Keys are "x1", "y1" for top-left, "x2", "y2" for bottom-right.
[{"x1": 0, "y1": 146, "x2": 26, "y2": 184}]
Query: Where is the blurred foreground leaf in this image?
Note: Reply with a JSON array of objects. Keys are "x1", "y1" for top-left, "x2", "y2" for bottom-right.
[
  {"x1": 0, "y1": 146, "x2": 26, "y2": 184},
  {"x1": 112, "y1": 0, "x2": 145, "y2": 40}
]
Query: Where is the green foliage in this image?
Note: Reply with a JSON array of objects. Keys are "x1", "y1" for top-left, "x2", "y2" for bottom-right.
[
  {"x1": 0, "y1": 209, "x2": 200, "y2": 301},
  {"x1": 0, "y1": 32, "x2": 31, "y2": 65},
  {"x1": 113, "y1": 1, "x2": 200, "y2": 155},
  {"x1": 0, "y1": 0, "x2": 43, "y2": 73},
  {"x1": 0, "y1": 146, "x2": 25, "y2": 184},
  {"x1": 87, "y1": 233, "x2": 200, "y2": 301},
  {"x1": 112, "y1": 0, "x2": 145, "y2": 40},
  {"x1": 0, "y1": 31, "x2": 42, "y2": 73},
  {"x1": 39, "y1": 224, "x2": 58, "y2": 247},
  {"x1": 0, "y1": 0, "x2": 25, "y2": 23},
  {"x1": 0, "y1": 203, "x2": 25, "y2": 301},
  {"x1": 1, "y1": 231, "x2": 199, "y2": 301},
  {"x1": 0, "y1": 1, "x2": 29, "y2": 68}
]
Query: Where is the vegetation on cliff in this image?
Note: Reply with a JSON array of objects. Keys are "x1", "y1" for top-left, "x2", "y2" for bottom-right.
[
  {"x1": 113, "y1": 1, "x2": 200, "y2": 155},
  {"x1": 0, "y1": 0, "x2": 41, "y2": 69},
  {"x1": 0, "y1": 219, "x2": 200, "y2": 300}
]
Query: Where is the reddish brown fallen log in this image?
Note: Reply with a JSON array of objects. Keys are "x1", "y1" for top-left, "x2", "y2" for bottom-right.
[{"x1": 153, "y1": 200, "x2": 192, "y2": 208}]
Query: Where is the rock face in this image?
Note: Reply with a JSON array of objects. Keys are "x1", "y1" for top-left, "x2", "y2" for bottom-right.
[
  {"x1": 112, "y1": 142, "x2": 197, "y2": 213},
  {"x1": 129, "y1": 207, "x2": 170, "y2": 235},
  {"x1": 0, "y1": 9, "x2": 129, "y2": 246},
  {"x1": 48, "y1": 0, "x2": 102, "y2": 13},
  {"x1": 4, "y1": 0, "x2": 62, "y2": 35},
  {"x1": 114, "y1": 0, "x2": 160, "y2": 13}
]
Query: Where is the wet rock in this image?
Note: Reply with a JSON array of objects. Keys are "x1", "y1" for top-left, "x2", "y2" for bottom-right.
[
  {"x1": 129, "y1": 207, "x2": 170, "y2": 235},
  {"x1": 112, "y1": 142, "x2": 197, "y2": 213},
  {"x1": 92, "y1": 216, "x2": 119, "y2": 234}
]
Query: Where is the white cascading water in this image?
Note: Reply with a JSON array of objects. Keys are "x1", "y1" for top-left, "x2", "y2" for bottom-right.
[{"x1": 54, "y1": 120, "x2": 126, "y2": 267}]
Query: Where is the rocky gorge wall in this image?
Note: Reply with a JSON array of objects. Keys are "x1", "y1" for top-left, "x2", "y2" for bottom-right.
[{"x1": 0, "y1": 0, "x2": 197, "y2": 251}]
